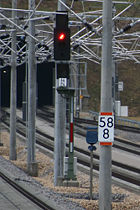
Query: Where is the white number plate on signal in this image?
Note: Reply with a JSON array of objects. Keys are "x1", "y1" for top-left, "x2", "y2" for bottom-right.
[
  {"x1": 58, "y1": 78, "x2": 67, "y2": 87},
  {"x1": 98, "y1": 112, "x2": 114, "y2": 143}
]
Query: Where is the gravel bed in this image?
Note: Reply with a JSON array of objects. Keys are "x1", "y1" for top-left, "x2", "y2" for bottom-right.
[
  {"x1": 58, "y1": 192, "x2": 128, "y2": 202},
  {"x1": 0, "y1": 155, "x2": 84, "y2": 210},
  {"x1": 0, "y1": 130, "x2": 140, "y2": 210}
]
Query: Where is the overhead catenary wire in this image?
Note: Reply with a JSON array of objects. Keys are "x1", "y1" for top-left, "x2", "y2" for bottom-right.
[{"x1": 0, "y1": 1, "x2": 139, "y2": 67}]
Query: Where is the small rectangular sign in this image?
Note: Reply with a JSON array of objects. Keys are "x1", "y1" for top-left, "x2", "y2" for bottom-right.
[
  {"x1": 98, "y1": 112, "x2": 114, "y2": 143},
  {"x1": 118, "y1": 81, "x2": 123, "y2": 91},
  {"x1": 58, "y1": 78, "x2": 67, "y2": 87}
]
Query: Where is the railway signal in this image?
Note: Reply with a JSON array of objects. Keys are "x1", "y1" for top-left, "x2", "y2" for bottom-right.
[{"x1": 54, "y1": 13, "x2": 70, "y2": 60}]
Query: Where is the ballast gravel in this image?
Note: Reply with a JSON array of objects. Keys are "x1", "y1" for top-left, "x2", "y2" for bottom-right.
[
  {"x1": 0, "y1": 154, "x2": 84, "y2": 210},
  {"x1": 0, "y1": 130, "x2": 140, "y2": 210}
]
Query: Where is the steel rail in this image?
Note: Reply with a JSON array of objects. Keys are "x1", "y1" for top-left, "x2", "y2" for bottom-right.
[{"x1": 0, "y1": 169, "x2": 60, "y2": 210}]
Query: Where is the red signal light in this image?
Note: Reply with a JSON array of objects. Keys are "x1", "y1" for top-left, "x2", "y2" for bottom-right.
[{"x1": 58, "y1": 32, "x2": 66, "y2": 41}]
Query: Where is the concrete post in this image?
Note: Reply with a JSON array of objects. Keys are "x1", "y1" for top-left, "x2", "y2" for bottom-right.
[
  {"x1": 10, "y1": 0, "x2": 17, "y2": 160},
  {"x1": 27, "y1": 0, "x2": 38, "y2": 176},
  {"x1": 54, "y1": 78, "x2": 66, "y2": 186},
  {"x1": 99, "y1": 0, "x2": 113, "y2": 209},
  {"x1": 54, "y1": 0, "x2": 67, "y2": 186}
]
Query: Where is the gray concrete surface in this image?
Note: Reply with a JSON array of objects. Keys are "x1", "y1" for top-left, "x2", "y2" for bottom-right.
[{"x1": 0, "y1": 177, "x2": 41, "y2": 210}]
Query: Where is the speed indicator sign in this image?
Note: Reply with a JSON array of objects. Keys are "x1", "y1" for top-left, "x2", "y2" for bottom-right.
[{"x1": 98, "y1": 112, "x2": 114, "y2": 144}]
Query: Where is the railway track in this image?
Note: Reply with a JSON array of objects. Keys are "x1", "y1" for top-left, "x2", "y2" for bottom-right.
[
  {"x1": 37, "y1": 108, "x2": 140, "y2": 156},
  {"x1": 0, "y1": 166, "x2": 62, "y2": 210},
  {"x1": 1, "y1": 108, "x2": 140, "y2": 194},
  {"x1": 39, "y1": 106, "x2": 140, "y2": 134}
]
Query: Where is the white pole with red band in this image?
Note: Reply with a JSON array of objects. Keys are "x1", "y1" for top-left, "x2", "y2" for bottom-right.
[{"x1": 70, "y1": 95, "x2": 74, "y2": 153}]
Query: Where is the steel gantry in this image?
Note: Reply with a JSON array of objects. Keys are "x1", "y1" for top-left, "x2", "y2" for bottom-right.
[{"x1": 0, "y1": 1, "x2": 139, "y2": 67}]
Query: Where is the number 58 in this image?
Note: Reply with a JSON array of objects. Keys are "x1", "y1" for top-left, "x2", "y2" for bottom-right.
[{"x1": 99, "y1": 117, "x2": 113, "y2": 128}]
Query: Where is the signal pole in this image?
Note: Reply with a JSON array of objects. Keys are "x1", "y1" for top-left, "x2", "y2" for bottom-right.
[
  {"x1": 10, "y1": 0, "x2": 17, "y2": 160},
  {"x1": 54, "y1": 0, "x2": 68, "y2": 186},
  {"x1": 99, "y1": 0, "x2": 113, "y2": 209}
]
